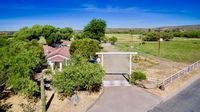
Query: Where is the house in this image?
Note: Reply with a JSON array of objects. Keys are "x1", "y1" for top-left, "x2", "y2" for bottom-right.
[{"x1": 43, "y1": 45, "x2": 70, "y2": 71}]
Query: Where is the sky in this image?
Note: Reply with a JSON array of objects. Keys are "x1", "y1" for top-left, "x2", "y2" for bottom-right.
[{"x1": 0, "y1": 0, "x2": 200, "y2": 31}]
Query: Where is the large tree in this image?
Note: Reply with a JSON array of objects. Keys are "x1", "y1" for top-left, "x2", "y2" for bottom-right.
[
  {"x1": 14, "y1": 25, "x2": 74, "y2": 45},
  {"x1": 70, "y1": 38, "x2": 100, "y2": 58},
  {"x1": 59, "y1": 27, "x2": 73, "y2": 40},
  {"x1": 82, "y1": 19, "x2": 106, "y2": 41},
  {"x1": 0, "y1": 39, "x2": 44, "y2": 96}
]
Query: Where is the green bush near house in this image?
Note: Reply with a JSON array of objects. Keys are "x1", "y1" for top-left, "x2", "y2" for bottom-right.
[
  {"x1": 52, "y1": 57, "x2": 105, "y2": 96},
  {"x1": 129, "y1": 71, "x2": 147, "y2": 84}
]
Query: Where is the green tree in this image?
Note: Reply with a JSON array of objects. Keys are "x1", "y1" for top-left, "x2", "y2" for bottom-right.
[
  {"x1": 14, "y1": 25, "x2": 74, "y2": 45},
  {"x1": 0, "y1": 39, "x2": 44, "y2": 97},
  {"x1": 41, "y1": 25, "x2": 57, "y2": 38},
  {"x1": 70, "y1": 38, "x2": 100, "y2": 58},
  {"x1": 59, "y1": 27, "x2": 73, "y2": 40},
  {"x1": 82, "y1": 19, "x2": 106, "y2": 41},
  {"x1": 46, "y1": 32, "x2": 63, "y2": 45}
]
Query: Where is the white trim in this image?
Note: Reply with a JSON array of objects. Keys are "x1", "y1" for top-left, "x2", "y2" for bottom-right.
[
  {"x1": 96, "y1": 52, "x2": 138, "y2": 55},
  {"x1": 48, "y1": 54, "x2": 68, "y2": 60}
]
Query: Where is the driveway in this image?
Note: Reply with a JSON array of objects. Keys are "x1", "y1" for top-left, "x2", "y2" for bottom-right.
[
  {"x1": 149, "y1": 76, "x2": 200, "y2": 112},
  {"x1": 101, "y1": 45, "x2": 130, "y2": 74},
  {"x1": 88, "y1": 86, "x2": 161, "y2": 112}
]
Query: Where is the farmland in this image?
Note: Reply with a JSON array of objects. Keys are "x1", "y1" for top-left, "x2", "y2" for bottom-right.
[{"x1": 106, "y1": 34, "x2": 200, "y2": 63}]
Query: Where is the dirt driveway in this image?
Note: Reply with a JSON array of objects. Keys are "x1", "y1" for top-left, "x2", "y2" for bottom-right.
[{"x1": 87, "y1": 86, "x2": 161, "y2": 112}]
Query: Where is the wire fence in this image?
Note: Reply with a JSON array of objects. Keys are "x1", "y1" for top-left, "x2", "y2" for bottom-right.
[{"x1": 159, "y1": 60, "x2": 200, "y2": 86}]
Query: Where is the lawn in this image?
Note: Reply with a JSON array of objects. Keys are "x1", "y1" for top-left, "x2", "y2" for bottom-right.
[{"x1": 106, "y1": 34, "x2": 200, "y2": 63}]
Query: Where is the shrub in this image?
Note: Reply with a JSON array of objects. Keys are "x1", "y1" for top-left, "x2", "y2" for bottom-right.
[
  {"x1": 161, "y1": 32, "x2": 174, "y2": 41},
  {"x1": 109, "y1": 36, "x2": 118, "y2": 45},
  {"x1": 142, "y1": 32, "x2": 160, "y2": 41},
  {"x1": 129, "y1": 71, "x2": 147, "y2": 84},
  {"x1": 52, "y1": 57, "x2": 105, "y2": 96}
]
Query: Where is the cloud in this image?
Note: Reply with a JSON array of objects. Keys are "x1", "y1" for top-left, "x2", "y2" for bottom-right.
[
  {"x1": 80, "y1": 4, "x2": 140, "y2": 13},
  {"x1": 80, "y1": 3, "x2": 191, "y2": 15}
]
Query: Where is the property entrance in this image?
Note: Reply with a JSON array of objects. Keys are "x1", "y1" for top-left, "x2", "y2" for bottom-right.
[
  {"x1": 96, "y1": 52, "x2": 138, "y2": 86},
  {"x1": 96, "y1": 52, "x2": 138, "y2": 75}
]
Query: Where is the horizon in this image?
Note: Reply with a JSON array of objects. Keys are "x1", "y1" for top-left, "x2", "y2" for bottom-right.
[{"x1": 0, "y1": 0, "x2": 200, "y2": 31}]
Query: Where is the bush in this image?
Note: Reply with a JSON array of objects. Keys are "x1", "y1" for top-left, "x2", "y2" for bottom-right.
[
  {"x1": 142, "y1": 32, "x2": 160, "y2": 41},
  {"x1": 109, "y1": 36, "x2": 118, "y2": 45},
  {"x1": 70, "y1": 38, "x2": 100, "y2": 58},
  {"x1": 173, "y1": 31, "x2": 200, "y2": 38},
  {"x1": 130, "y1": 71, "x2": 147, "y2": 84},
  {"x1": 52, "y1": 57, "x2": 105, "y2": 96},
  {"x1": 161, "y1": 32, "x2": 174, "y2": 41}
]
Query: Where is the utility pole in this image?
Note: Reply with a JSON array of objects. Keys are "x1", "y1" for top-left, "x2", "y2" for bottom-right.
[
  {"x1": 158, "y1": 38, "x2": 161, "y2": 56},
  {"x1": 130, "y1": 30, "x2": 134, "y2": 51},
  {"x1": 41, "y1": 75, "x2": 46, "y2": 112},
  {"x1": 158, "y1": 28, "x2": 161, "y2": 56}
]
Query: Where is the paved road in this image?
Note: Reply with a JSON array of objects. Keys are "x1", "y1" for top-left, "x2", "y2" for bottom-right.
[
  {"x1": 149, "y1": 77, "x2": 200, "y2": 112},
  {"x1": 88, "y1": 86, "x2": 161, "y2": 112}
]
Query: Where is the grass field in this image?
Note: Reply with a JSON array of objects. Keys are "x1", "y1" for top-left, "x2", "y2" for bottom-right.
[{"x1": 106, "y1": 34, "x2": 200, "y2": 63}]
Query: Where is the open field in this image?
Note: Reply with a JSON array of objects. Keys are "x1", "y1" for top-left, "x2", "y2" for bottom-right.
[{"x1": 106, "y1": 34, "x2": 200, "y2": 63}]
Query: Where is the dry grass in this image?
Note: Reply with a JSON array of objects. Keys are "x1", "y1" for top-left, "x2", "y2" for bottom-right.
[
  {"x1": 147, "y1": 67, "x2": 200, "y2": 98},
  {"x1": 133, "y1": 56, "x2": 186, "y2": 80}
]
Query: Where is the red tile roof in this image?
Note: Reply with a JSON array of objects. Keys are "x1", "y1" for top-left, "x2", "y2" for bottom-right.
[{"x1": 47, "y1": 46, "x2": 70, "y2": 58}]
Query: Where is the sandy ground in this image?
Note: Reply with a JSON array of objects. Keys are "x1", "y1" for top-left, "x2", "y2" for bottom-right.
[
  {"x1": 5, "y1": 94, "x2": 39, "y2": 112},
  {"x1": 146, "y1": 67, "x2": 200, "y2": 98},
  {"x1": 47, "y1": 89, "x2": 103, "y2": 112},
  {"x1": 4, "y1": 89, "x2": 103, "y2": 112},
  {"x1": 133, "y1": 56, "x2": 187, "y2": 80}
]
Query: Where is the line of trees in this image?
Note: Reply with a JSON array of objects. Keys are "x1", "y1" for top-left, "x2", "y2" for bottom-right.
[
  {"x1": 173, "y1": 31, "x2": 200, "y2": 38},
  {"x1": 14, "y1": 25, "x2": 73, "y2": 45}
]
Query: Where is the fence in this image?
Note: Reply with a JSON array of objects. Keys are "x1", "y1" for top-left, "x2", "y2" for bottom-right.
[{"x1": 159, "y1": 60, "x2": 200, "y2": 86}]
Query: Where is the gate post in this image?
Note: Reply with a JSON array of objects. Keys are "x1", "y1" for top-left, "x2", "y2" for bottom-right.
[
  {"x1": 101, "y1": 54, "x2": 104, "y2": 67},
  {"x1": 129, "y1": 54, "x2": 132, "y2": 75}
]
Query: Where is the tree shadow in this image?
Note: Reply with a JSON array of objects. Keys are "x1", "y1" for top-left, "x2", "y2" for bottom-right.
[{"x1": 46, "y1": 92, "x2": 55, "y2": 111}]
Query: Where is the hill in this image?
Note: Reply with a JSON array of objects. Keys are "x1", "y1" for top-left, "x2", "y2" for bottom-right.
[{"x1": 106, "y1": 25, "x2": 200, "y2": 33}]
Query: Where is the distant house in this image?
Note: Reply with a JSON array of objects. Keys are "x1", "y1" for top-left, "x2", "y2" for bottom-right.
[{"x1": 43, "y1": 44, "x2": 70, "y2": 71}]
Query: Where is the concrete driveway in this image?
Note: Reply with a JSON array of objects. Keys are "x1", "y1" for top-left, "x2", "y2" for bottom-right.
[{"x1": 88, "y1": 86, "x2": 161, "y2": 112}]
